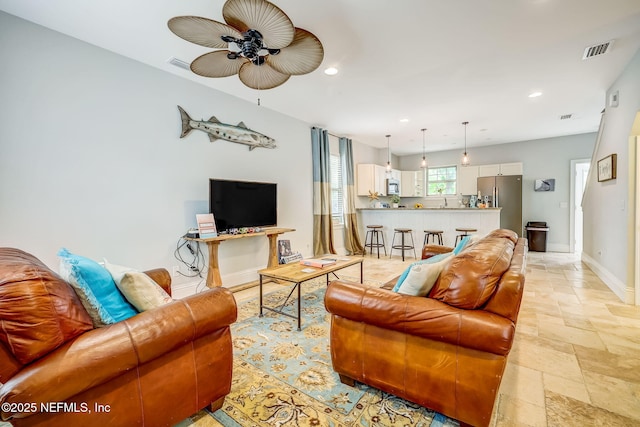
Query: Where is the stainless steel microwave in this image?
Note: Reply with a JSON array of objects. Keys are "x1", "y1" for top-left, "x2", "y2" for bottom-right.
[{"x1": 386, "y1": 178, "x2": 400, "y2": 195}]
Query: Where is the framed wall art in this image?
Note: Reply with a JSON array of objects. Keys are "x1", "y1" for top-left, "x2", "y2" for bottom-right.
[
  {"x1": 534, "y1": 179, "x2": 555, "y2": 192},
  {"x1": 597, "y1": 154, "x2": 617, "y2": 182}
]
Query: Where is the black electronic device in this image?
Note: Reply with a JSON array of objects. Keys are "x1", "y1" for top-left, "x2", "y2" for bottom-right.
[
  {"x1": 209, "y1": 179, "x2": 277, "y2": 232},
  {"x1": 185, "y1": 229, "x2": 199, "y2": 239}
]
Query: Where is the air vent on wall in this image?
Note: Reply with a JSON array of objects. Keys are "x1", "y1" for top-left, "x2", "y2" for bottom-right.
[
  {"x1": 560, "y1": 114, "x2": 573, "y2": 120},
  {"x1": 167, "y1": 56, "x2": 191, "y2": 70},
  {"x1": 582, "y1": 40, "x2": 614, "y2": 59}
]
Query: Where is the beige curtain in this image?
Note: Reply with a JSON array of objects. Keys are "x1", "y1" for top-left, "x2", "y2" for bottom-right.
[
  {"x1": 311, "y1": 127, "x2": 335, "y2": 255},
  {"x1": 339, "y1": 137, "x2": 364, "y2": 255}
]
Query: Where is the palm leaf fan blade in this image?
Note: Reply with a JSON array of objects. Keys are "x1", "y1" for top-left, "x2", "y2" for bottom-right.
[
  {"x1": 167, "y1": 16, "x2": 242, "y2": 49},
  {"x1": 223, "y1": 0, "x2": 294, "y2": 49},
  {"x1": 239, "y1": 61, "x2": 290, "y2": 89},
  {"x1": 191, "y1": 51, "x2": 247, "y2": 77},
  {"x1": 267, "y1": 28, "x2": 324, "y2": 75}
]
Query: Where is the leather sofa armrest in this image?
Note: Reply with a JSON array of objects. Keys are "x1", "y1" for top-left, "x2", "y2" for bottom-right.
[
  {"x1": 422, "y1": 245, "x2": 454, "y2": 259},
  {"x1": 143, "y1": 268, "x2": 172, "y2": 296},
  {"x1": 0, "y1": 288, "x2": 236, "y2": 420},
  {"x1": 325, "y1": 280, "x2": 514, "y2": 356}
]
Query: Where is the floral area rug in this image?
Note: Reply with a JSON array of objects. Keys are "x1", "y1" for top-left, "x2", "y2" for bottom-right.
[{"x1": 184, "y1": 276, "x2": 459, "y2": 427}]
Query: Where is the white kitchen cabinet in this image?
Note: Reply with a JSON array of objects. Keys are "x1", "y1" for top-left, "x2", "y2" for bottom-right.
[
  {"x1": 478, "y1": 162, "x2": 523, "y2": 177},
  {"x1": 357, "y1": 164, "x2": 388, "y2": 196},
  {"x1": 400, "y1": 170, "x2": 425, "y2": 197},
  {"x1": 415, "y1": 169, "x2": 425, "y2": 196},
  {"x1": 498, "y1": 162, "x2": 523, "y2": 176},
  {"x1": 478, "y1": 164, "x2": 501, "y2": 177},
  {"x1": 458, "y1": 165, "x2": 479, "y2": 195}
]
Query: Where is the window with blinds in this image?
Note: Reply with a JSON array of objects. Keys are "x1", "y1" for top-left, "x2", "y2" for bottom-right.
[
  {"x1": 427, "y1": 166, "x2": 457, "y2": 195},
  {"x1": 330, "y1": 155, "x2": 344, "y2": 225}
]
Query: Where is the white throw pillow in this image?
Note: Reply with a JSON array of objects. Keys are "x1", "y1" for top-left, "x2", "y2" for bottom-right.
[
  {"x1": 396, "y1": 252, "x2": 454, "y2": 296},
  {"x1": 104, "y1": 259, "x2": 173, "y2": 311},
  {"x1": 103, "y1": 259, "x2": 136, "y2": 285},
  {"x1": 118, "y1": 271, "x2": 173, "y2": 311}
]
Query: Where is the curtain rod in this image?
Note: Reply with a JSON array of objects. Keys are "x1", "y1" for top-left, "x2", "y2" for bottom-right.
[{"x1": 311, "y1": 126, "x2": 345, "y2": 139}]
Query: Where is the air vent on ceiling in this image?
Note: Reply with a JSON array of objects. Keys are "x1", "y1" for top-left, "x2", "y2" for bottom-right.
[
  {"x1": 167, "y1": 57, "x2": 191, "y2": 70},
  {"x1": 560, "y1": 114, "x2": 573, "y2": 120},
  {"x1": 582, "y1": 40, "x2": 614, "y2": 60}
]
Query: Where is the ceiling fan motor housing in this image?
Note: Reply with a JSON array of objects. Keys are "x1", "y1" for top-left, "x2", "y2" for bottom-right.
[{"x1": 241, "y1": 29, "x2": 263, "y2": 60}]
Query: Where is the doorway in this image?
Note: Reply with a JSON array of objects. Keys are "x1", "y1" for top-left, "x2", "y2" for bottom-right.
[{"x1": 570, "y1": 159, "x2": 590, "y2": 254}]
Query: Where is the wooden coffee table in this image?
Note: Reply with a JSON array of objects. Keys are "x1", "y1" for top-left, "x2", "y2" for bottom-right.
[{"x1": 258, "y1": 257, "x2": 363, "y2": 330}]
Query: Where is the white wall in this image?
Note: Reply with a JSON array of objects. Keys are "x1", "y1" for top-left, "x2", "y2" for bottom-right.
[
  {"x1": 387, "y1": 134, "x2": 595, "y2": 251},
  {"x1": 0, "y1": 12, "x2": 313, "y2": 291},
  {"x1": 582, "y1": 48, "x2": 640, "y2": 303}
]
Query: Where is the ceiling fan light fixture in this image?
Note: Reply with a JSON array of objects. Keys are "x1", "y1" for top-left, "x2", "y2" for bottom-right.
[
  {"x1": 461, "y1": 121, "x2": 470, "y2": 166},
  {"x1": 168, "y1": 0, "x2": 324, "y2": 90}
]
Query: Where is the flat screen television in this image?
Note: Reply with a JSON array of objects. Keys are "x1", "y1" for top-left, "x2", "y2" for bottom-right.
[{"x1": 209, "y1": 179, "x2": 277, "y2": 232}]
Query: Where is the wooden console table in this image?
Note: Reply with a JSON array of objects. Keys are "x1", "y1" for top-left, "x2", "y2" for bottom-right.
[{"x1": 185, "y1": 227, "x2": 295, "y2": 288}]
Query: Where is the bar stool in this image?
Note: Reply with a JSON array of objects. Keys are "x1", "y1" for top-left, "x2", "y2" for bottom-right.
[
  {"x1": 390, "y1": 228, "x2": 416, "y2": 261},
  {"x1": 455, "y1": 227, "x2": 477, "y2": 245},
  {"x1": 364, "y1": 225, "x2": 386, "y2": 258},
  {"x1": 423, "y1": 230, "x2": 444, "y2": 246}
]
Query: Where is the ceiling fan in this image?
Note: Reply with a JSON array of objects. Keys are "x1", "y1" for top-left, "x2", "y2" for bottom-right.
[{"x1": 168, "y1": 0, "x2": 324, "y2": 90}]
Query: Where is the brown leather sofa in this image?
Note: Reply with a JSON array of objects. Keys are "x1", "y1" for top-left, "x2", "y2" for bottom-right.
[
  {"x1": 0, "y1": 247, "x2": 237, "y2": 427},
  {"x1": 324, "y1": 229, "x2": 527, "y2": 427}
]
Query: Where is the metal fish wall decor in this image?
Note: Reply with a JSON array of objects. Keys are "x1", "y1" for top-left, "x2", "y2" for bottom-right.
[{"x1": 178, "y1": 105, "x2": 276, "y2": 150}]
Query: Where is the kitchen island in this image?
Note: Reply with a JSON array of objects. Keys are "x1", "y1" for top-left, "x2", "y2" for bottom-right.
[{"x1": 358, "y1": 207, "x2": 501, "y2": 249}]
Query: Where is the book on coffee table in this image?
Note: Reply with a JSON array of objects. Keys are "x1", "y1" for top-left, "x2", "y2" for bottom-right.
[{"x1": 299, "y1": 258, "x2": 337, "y2": 268}]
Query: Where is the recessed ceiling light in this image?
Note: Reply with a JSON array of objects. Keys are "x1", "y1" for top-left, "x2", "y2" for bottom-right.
[
  {"x1": 324, "y1": 67, "x2": 338, "y2": 75},
  {"x1": 529, "y1": 91, "x2": 543, "y2": 98},
  {"x1": 400, "y1": 118, "x2": 409, "y2": 123}
]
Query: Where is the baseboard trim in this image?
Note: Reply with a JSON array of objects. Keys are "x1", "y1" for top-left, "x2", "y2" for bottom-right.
[
  {"x1": 581, "y1": 253, "x2": 627, "y2": 303},
  {"x1": 170, "y1": 279, "x2": 202, "y2": 299},
  {"x1": 547, "y1": 243, "x2": 570, "y2": 253},
  {"x1": 171, "y1": 275, "x2": 277, "y2": 298}
]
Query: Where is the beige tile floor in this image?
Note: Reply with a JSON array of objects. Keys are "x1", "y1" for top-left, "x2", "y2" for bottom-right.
[{"x1": 234, "y1": 250, "x2": 640, "y2": 426}]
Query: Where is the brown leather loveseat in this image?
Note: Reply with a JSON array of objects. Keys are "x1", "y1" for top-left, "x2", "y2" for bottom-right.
[
  {"x1": 0, "y1": 247, "x2": 237, "y2": 427},
  {"x1": 324, "y1": 229, "x2": 527, "y2": 427}
]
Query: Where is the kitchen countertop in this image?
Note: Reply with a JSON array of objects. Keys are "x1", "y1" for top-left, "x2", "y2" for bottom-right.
[
  {"x1": 358, "y1": 206, "x2": 502, "y2": 246},
  {"x1": 357, "y1": 207, "x2": 501, "y2": 211}
]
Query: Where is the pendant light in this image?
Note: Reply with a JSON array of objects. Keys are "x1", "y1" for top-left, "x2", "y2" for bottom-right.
[
  {"x1": 385, "y1": 134, "x2": 392, "y2": 175},
  {"x1": 420, "y1": 128, "x2": 427, "y2": 168},
  {"x1": 461, "y1": 121, "x2": 470, "y2": 166}
]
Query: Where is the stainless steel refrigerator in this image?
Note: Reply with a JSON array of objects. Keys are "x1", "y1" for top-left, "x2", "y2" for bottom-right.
[{"x1": 477, "y1": 175, "x2": 523, "y2": 236}]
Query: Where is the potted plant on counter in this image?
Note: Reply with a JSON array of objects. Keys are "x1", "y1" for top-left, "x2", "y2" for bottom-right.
[{"x1": 390, "y1": 194, "x2": 401, "y2": 208}]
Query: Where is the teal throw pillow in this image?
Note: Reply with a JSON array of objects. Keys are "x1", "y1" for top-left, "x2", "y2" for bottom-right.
[
  {"x1": 57, "y1": 248, "x2": 138, "y2": 327},
  {"x1": 392, "y1": 252, "x2": 454, "y2": 292},
  {"x1": 453, "y1": 236, "x2": 471, "y2": 254}
]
